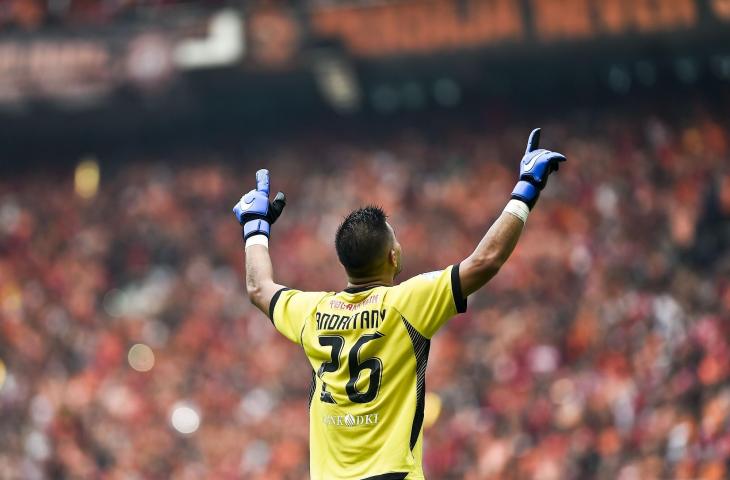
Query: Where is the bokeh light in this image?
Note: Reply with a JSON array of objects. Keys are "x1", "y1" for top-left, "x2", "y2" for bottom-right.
[
  {"x1": 170, "y1": 403, "x2": 201, "y2": 434},
  {"x1": 74, "y1": 158, "x2": 100, "y2": 199},
  {"x1": 423, "y1": 392, "x2": 442, "y2": 429},
  {"x1": 0, "y1": 358, "x2": 6, "y2": 391},
  {"x1": 127, "y1": 344, "x2": 155, "y2": 372}
]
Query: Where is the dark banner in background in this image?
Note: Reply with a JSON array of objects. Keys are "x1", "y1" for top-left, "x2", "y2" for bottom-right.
[
  {"x1": 258, "y1": 0, "x2": 730, "y2": 65},
  {"x1": 307, "y1": 0, "x2": 701, "y2": 57},
  {"x1": 0, "y1": 0, "x2": 729, "y2": 107}
]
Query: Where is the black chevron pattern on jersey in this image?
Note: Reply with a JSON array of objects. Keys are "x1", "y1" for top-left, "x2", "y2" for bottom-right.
[
  {"x1": 401, "y1": 314, "x2": 430, "y2": 451},
  {"x1": 308, "y1": 369, "x2": 316, "y2": 409}
]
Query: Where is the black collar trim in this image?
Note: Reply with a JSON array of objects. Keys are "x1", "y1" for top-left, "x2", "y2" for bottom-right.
[{"x1": 343, "y1": 284, "x2": 389, "y2": 294}]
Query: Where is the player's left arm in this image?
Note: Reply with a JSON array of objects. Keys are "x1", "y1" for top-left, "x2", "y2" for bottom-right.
[
  {"x1": 459, "y1": 128, "x2": 566, "y2": 296},
  {"x1": 245, "y1": 244, "x2": 286, "y2": 315},
  {"x1": 233, "y1": 169, "x2": 288, "y2": 315}
]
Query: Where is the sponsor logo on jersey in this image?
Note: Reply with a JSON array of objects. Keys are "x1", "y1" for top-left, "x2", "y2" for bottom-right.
[
  {"x1": 329, "y1": 295, "x2": 380, "y2": 311},
  {"x1": 322, "y1": 413, "x2": 379, "y2": 427}
]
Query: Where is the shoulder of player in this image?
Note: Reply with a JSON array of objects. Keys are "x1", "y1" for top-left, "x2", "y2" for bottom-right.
[
  {"x1": 274, "y1": 289, "x2": 334, "y2": 312},
  {"x1": 384, "y1": 267, "x2": 453, "y2": 297},
  {"x1": 396, "y1": 266, "x2": 452, "y2": 286}
]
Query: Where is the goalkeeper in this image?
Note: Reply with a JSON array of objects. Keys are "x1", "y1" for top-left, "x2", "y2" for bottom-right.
[{"x1": 233, "y1": 129, "x2": 566, "y2": 480}]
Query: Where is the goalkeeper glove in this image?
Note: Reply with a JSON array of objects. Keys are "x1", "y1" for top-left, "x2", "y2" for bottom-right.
[
  {"x1": 232, "y1": 169, "x2": 286, "y2": 240},
  {"x1": 511, "y1": 128, "x2": 566, "y2": 209}
]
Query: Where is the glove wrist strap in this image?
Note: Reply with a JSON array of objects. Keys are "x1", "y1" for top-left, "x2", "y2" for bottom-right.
[
  {"x1": 243, "y1": 219, "x2": 271, "y2": 240},
  {"x1": 511, "y1": 180, "x2": 540, "y2": 209}
]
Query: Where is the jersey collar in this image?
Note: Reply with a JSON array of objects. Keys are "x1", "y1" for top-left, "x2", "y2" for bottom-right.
[{"x1": 343, "y1": 284, "x2": 389, "y2": 294}]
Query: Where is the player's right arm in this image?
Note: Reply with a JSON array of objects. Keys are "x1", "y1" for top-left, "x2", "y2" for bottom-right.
[{"x1": 459, "y1": 128, "x2": 566, "y2": 296}]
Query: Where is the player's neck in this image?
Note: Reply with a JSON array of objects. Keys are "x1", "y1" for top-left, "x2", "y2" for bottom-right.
[{"x1": 346, "y1": 273, "x2": 395, "y2": 289}]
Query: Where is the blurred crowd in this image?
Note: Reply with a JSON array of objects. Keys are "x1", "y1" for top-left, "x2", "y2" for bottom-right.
[
  {"x1": 0, "y1": 0, "x2": 364, "y2": 30},
  {"x1": 1, "y1": 104, "x2": 730, "y2": 480},
  {"x1": 0, "y1": 0, "x2": 226, "y2": 30}
]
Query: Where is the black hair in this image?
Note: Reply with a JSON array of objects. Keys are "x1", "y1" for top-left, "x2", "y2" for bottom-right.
[{"x1": 335, "y1": 206, "x2": 392, "y2": 275}]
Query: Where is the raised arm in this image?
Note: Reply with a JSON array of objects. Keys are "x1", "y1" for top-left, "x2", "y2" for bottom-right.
[
  {"x1": 459, "y1": 128, "x2": 566, "y2": 296},
  {"x1": 233, "y1": 169, "x2": 288, "y2": 315},
  {"x1": 244, "y1": 245, "x2": 286, "y2": 315}
]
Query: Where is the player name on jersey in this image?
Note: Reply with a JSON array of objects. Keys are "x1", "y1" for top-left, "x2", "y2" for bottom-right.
[{"x1": 315, "y1": 309, "x2": 387, "y2": 330}]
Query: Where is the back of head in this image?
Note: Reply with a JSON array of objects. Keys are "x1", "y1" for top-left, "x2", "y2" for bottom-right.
[{"x1": 335, "y1": 206, "x2": 391, "y2": 277}]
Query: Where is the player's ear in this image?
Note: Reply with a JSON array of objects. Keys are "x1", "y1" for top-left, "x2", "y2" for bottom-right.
[{"x1": 388, "y1": 248, "x2": 398, "y2": 268}]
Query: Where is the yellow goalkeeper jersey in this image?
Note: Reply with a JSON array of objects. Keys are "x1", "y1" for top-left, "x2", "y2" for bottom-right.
[{"x1": 269, "y1": 264, "x2": 467, "y2": 480}]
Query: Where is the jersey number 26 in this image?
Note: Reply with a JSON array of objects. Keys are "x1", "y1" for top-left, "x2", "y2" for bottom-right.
[{"x1": 317, "y1": 332, "x2": 385, "y2": 404}]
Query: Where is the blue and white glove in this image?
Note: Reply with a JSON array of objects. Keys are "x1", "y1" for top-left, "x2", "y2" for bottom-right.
[
  {"x1": 232, "y1": 169, "x2": 286, "y2": 240},
  {"x1": 511, "y1": 128, "x2": 567, "y2": 209}
]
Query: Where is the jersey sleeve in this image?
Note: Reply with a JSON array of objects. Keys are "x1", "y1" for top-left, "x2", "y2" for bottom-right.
[
  {"x1": 269, "y1": 288, "x2": 326, "y2": 344},
  {"x1": 388, "y1": 263, "x2": 467, "y2": 338}
]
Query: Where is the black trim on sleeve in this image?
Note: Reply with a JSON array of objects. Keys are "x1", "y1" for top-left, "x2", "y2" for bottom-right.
[
  {"x1": 360, "y1": 473, "x2": 408, "y2": 480},
  {"x1": 451, "y1": 263, "x2": 467, "y2": 313},
  {"x1": 268, "y1": 287, "x2": 291, "y2": 325}
]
